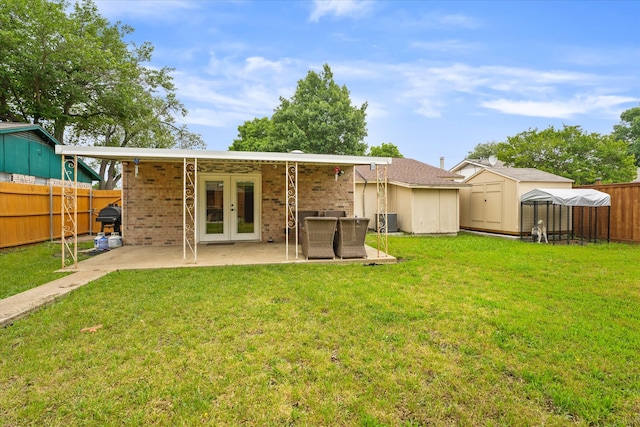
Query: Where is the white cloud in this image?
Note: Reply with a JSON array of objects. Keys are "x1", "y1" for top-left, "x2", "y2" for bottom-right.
[
  {"x1": 173, "y1": 52, "x2": 636, "y2": 129},
  {"x1": 391, "y1": 62, "x2": 612, "y2": 118},
  {"x1": 435, "y1": 13, "x2": 480, "y2": 29},
  {"x1": 180, "y1": 108, "x2": 251, "y2": 128},
  {"x1": 481, "y1": 95, "x2": 639, "y2": 119},
  {"x1": 397, "y1": 12, "x2": 481, "y2": 30},
  {"x1": 310, "y1": 0, "x2": 372, "y2": 22}
]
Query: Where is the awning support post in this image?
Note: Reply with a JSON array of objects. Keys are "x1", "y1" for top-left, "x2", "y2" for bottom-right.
[
  {"x1": 183, "y1": 158, "x2": 197, "y2": 264},
  {"x1": 285, "y1": 161, "x2": 298, "y2": 260},
  {"x1": 376, "y1": 164, "x2": 388, "y2": 257},
  {"x1": 61, "y1": 155, "x2": 78, "y2": 270}
]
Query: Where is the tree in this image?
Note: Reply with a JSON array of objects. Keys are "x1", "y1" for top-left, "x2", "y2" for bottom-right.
[
  {"x1": 495, "y1": 125, "x2": 636, "y2": 185},
  {"x1": 231, "y1": 64, "x2": 368, "y2": 155},
  {"x1": 368, "y1": 142, "x2": 403, "y2": 158},
  {"x1": 612, "y1": 105, "x2": 640, "y2": 167},
  {"x1": 0, "y1": 0, "x2": 203, "y2": 188},
  {"x1": 467, "y1": 141, "x2": 499, "y2": 160},
  {"x1": 229, "y1": 117, "x2": 275, "y2": 152}
]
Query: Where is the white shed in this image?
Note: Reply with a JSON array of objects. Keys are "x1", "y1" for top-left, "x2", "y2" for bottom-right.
[{"x1": 460, "y1": 167, "x2": 574, "y2": 235}]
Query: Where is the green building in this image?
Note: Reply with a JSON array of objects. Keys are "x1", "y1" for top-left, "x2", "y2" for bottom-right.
[{"x1": 0, "y1": 123, "x2": 101, "y2": 185}]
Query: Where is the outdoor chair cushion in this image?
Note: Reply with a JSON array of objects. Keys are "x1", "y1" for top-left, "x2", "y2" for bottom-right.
[
  {"x1": 301, "y1": 217, "x2": 338, "y2": 259},
  {"x1": 334, "y1": 217, "x2": 369, "y2": 259}
]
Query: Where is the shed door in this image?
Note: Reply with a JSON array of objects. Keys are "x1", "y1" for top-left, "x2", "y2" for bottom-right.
[{"x1": 470, "y1": 182, "x2": 502, "y2": 230}]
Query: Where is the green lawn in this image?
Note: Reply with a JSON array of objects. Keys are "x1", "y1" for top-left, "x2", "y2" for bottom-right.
[
  {"x1": 0, "y1": 241, "x2": 94, "y2": 299},
  {"x1": 1, "y1": 234, "x2": 639, "y2": 425}
]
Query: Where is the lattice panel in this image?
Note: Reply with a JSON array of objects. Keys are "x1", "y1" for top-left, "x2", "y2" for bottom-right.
[
  {"x1": 376, "y1": 164, "x2": 389, "y2": 257},
  {"x1": 286, "y1": 162, "x2": 298, "y2": 259},
  {"x1": 183, "y1": 158, "x2": 197, "y2": 263},
  {"x1": 61, "y1": 156, "x2": 78, "y2": 269}
]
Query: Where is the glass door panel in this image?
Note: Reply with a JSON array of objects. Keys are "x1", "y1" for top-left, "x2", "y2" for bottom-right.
[
  {"x1": 205, "y1": 180, "x2": 225, "y2": 236},
  {"x1": 235, "y1": 180, "x2": 255, "y2": 235},
  {"x1": 231, "y1": 177, "x2": 259, "y2": 240}
]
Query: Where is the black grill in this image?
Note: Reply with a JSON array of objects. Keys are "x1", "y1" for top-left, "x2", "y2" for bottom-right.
[{"x1": 96, "y1": 204, "x2": 122, "y2": 233}]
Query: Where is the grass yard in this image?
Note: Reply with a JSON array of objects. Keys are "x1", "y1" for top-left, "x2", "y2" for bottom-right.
[
  {"x1": 1, "y1": 234, "x2": 639, "y2": 425},
  {"x1": 0, "y1": 241, "x2": 94, "y2": 299}
]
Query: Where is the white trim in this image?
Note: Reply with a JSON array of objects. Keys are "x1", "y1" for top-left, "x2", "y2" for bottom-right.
[
  {"x1": 55, "y1": 145, "x2": 392, "y2": 166},
  {"x1": 198, "y1": 173, "x2": 262, "y2": 242},
  {"x1": 387, "y1": 180, "x2": 470, "y2": 190}
]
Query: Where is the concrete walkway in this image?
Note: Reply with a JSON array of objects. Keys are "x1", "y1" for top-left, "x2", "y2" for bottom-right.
[
  {"x1": 0, "y1": 268, "x2": 108, "y2": 327},
  {"x1": 1, "y1": 242, "x2": 395, "y2": 327}
]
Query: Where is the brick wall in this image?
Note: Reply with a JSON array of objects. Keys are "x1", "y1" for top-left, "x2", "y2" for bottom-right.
[
  {"x1": 123, "y1": 161, "x2": 355, "y2": 245},
  {"x1": 122, "y1": 162, "x2": 184, "y2": 245},
  {"x1": 261, "y1": 164, "x2": 354, "y2": 242}
]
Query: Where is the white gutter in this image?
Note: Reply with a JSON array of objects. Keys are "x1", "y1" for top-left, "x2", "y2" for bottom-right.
[{"x1": 55, "y1": 146, "x2": 392, "y2": 166}]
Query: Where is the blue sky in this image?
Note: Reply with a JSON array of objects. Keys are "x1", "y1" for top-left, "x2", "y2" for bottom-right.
[{"x1": 94, "y1": 0, "x2": 640, "y2": 168}]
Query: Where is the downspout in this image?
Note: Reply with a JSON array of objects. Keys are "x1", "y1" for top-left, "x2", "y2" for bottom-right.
[{"x1": 355, "y1": 168, "x2": 367, "y2": 218}]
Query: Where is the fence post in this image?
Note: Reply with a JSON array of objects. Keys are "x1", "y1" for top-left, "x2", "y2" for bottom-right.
[
  {"x1": 49, "y1": 181, "x2": 54, "y2": 242},
  {"x1": 89, "y1": 188, "x2": 93, "y2": 236}
]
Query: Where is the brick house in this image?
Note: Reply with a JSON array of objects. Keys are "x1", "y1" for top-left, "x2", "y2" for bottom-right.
[{"x1": 54, "y1": 146, "x2": 391, "y2": 249}]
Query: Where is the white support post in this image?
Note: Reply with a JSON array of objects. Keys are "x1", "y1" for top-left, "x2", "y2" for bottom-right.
[
  {"x1": 61, "y1": 155, "x2": 78, "y2": 270},
  {"x1": 376, "y1": 164, "x2": 389, "y2": 258},
  {"x1": 183, "y1": 158, "x2": 197, "y2": 264},
  {"x1": 285, "y1": 161, "x2": 298, "y2": 260}
]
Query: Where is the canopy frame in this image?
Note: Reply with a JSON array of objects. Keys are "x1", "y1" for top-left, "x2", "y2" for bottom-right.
[{"x1": 520, "y1": 188, "x2": 611, "y2": 244}]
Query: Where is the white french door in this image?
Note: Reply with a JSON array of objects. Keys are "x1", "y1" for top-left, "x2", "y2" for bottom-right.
[{"x1": 199, "y1": 174, "x2": 260, "y2": 242}]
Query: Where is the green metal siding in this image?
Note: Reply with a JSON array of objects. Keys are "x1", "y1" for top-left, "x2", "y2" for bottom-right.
[
  {"x1": 2, "y1": 135, "x2": 31, "y2": 174},
  {"x1": 29, "y1": 140, "x2": 51, "y2": 177},
  {"x1": 1, "y1": 133, "x2": 95, "y2": 182}
]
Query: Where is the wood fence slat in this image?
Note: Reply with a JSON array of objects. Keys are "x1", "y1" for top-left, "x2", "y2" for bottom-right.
[
  {"x1": 0, "y1": 182, "x2": 122, "y2": 248},
  {"x1": 573, "y1": 183, "x2": 640, "y2": 244}
]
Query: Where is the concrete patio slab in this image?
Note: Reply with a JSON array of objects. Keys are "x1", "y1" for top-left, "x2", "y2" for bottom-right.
[{"x1": 71, "y1": 242, "x2": 395, "y2": 272}]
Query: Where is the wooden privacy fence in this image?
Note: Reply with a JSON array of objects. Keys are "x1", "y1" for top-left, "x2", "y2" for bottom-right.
[
  {"x1": 0, "y1": 182, "x2": 122, "y2": 248},
  {"x1": 573, "y1": 182, "x2": 640, "y2": 244}
]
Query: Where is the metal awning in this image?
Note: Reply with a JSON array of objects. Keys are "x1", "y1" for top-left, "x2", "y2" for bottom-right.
[
  {"x1": 57, "y1": 146, "x2": 392, "y2": 268},
  {"x1": 54, "y1": 146, "x2": 392, "y2": 166},
  {"x1": 521, "y1": 188, "x2": 611, "y2": 207}
]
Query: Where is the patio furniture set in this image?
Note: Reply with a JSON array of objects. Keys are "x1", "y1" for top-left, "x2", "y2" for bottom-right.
[{"x1": 297, "y1": 210, "x2": 369, "y2": 260}]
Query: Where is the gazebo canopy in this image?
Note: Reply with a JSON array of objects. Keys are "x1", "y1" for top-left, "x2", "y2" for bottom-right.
[{"x1": 521, "y1": 188, "x2": 611, "y2": 207}]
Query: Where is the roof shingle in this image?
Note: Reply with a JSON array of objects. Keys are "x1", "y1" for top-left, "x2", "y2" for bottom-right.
[{"x1": 356, "y1": 158, "x2": 465, "y2": 187}]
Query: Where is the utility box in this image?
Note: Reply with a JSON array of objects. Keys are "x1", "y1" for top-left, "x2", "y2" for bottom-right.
[{"x1": 375, "y1": 213, "x2": 398, "y2": 232}]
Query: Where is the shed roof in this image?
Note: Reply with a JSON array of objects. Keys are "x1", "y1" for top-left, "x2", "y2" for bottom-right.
[
  {"x1": 469, "y1": 167, "x2": 574, "y2": 183},
  {"x1": 521, "y1": 188, "x2": 611, "y2": 207},
  {"x1": 450, "y1": 158, "x2": 505, "y2": 172},
  {"x1": 54, "y1": 145, "x2": 392, "y2": 166},
  {"x1": 0, "y1": 122, "x2": 102, "y2": 181},
  {"x1": 356, "y1": 157, "x2": 467, "y2": 188}
]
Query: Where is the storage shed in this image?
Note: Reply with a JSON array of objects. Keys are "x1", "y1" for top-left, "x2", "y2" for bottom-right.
[
  {"x1": 460, "y1": 167, "x2": 573, "y2": 235},
  {"x1": 355, "y1": 158, "x2": 467, "y2": 234}
]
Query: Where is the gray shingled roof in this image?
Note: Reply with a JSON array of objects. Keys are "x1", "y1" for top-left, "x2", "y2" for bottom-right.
[
  {"x1": 356, "y1": 157, "x2": 466, "y2": 187},
  {"x1": 0, "y1": 122, "x2": 38, "y2": 131},
  {"x1": 488, "y1": 167, "x2": 574, "y2": 183}
]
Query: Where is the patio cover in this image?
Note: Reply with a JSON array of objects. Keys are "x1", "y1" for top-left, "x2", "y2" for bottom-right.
[{"x1": 521, "y1": 188, "x2": 611, "y2": 207}]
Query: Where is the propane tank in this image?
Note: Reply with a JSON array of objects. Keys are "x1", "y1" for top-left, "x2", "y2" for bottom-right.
[
  {"x1": 97, "y1": 234, "x2": 109, "y2": 250},
  {"x1": 108, "y1": 233, "x2": 123, "y2": 249},
  {"x1": 94, "y1": 232, "x2": 105, "y2": 249}
]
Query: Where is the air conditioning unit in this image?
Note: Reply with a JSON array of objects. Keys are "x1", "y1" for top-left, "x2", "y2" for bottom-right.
[{"x1": 375, "y1": 213, "x2": 398, "y2": 232}]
